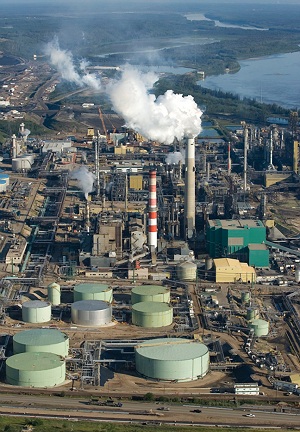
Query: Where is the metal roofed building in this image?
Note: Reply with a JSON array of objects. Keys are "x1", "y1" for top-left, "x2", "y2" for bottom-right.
[
  {"x1": 206, "y1": 219, "x2": 269, "y2": 267},
  {"x1": 135, "y1": 338, "x2": 209, "y2": 382},
  {"x1": 41, "y1": 140, "x2": 72, "y2": 154},
  {"x1": 214, "y1": 258, "x2": 256, "y2": 283}
]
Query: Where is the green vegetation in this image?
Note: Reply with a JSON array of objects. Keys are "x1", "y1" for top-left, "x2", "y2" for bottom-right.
[
  {"x1": 0, "y1": 120, "x2": 49, "y2": 143},
  {"x1": 0, "y1": 416, "x2": 296, "y2": 432},
  {"x1": 155, "y1": 74, "x2": 291, "y2": 124}
]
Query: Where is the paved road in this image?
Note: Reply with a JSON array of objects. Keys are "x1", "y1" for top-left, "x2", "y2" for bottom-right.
[{"x1": 0, "y1": 393, "x2": 299, "y2": 427}]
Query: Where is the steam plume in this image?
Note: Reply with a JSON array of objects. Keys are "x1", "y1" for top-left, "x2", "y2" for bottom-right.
[
  {"x1": 165, "y1": 151, "x2": 184, "y2": 165},
  {"x1": 45, "y1": 38, "x2": 101, "y2": 91},
  {"x1": 108, "y1": 66, "x2": 202, "y2": 144},
  {"x1": 70, "y1": 166, "x2": 96, "y2": 200}
]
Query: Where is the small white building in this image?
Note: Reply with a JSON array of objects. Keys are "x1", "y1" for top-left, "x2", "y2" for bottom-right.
[{"x1": 234, "y1": 383, "x2": 259, "y2": 395}]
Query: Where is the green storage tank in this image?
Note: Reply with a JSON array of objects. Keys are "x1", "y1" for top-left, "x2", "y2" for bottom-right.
[
  {"x1": 241, "y1": 292, "x2": 251, "y2": 304},
  {"x1": 47, "y1": 282, "x2": 61, "y2": 306},
  {"x1": 135, "y1": 338, "x2": 209, "y2": 382},
  {"x1": 74, "y1": 283, "x2": 113, "y2": 303},
  {"x1": 131, "y1": 285, "x2": 170, "y2": 305},
  {"x1": 6, "y1": 352, "x2": 66, "y2": 388},
  {"x1": 13, "y1": 329, "x2": 69, "y2": 357},
  {"x1": 248, "y1": 319, "x2": 269, "y2": 337},
  {"x1": 132, "y1": 302, "x2": 173, "y2": 328},
  {"x1": 246, "y1": 307, "x2": 259, "y2": 321}
]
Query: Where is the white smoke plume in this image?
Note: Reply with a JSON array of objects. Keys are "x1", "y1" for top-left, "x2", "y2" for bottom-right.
[
  {"x1": 165, "y1": 151, "x2": 184, "y2": 165},
  {"x1": 108, "y1": 65, "x2": 202, "y2": 144},
  {"x1": 70, "y1": 166, "x2": 96, "y2": 200},
  {"x1": 45, "y1": 38, "x2": 101, "y2": 91},
  {"x1": 20, "y1": 129, "x2": 31, "y2": 137}
]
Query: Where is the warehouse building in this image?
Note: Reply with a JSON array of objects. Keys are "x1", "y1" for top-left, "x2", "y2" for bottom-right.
[
  {"x1": 214, "y1": 258, "x2": 256, "y2": 283},
  {"x1": 206, "y1": 219, "x2": 269, "y2": 268}
]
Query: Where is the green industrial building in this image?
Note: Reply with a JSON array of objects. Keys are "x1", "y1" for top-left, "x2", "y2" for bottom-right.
[{"x1": 206, "y1": 219, "x2": 269, "y2": 268}]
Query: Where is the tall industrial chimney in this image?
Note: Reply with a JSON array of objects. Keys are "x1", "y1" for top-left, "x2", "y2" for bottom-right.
[
  {"x1": 185, "y1": 137, "x2": 196, "y2": 239},
  {"x1": 148, "y1": 170, "x2": 157, "y2": 249},
  {"x1": 228, "y1": 142, "x2": 232, "y2": 175},
  {"x1": 243, "y1": 125, "x2": 248, "y2": 194},
  {"x1": 11, "y1": 134, "x2": 17, "y2": 159}
]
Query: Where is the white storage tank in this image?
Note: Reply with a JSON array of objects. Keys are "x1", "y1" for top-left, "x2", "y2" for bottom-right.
[
  {"x1": 0, "y1": 179, "x2": 7, "y2": 193},
  {"x1": 22, "y1": 300, "x2": 51, "y2": 323},
  {"x1": 47, "y1": 282, "x2": 61, "y2": 306},
  {"x1": 295, "y1": 265, "x2": 300, "y2": 283},
  {"x1": 177, "y1": 261, "x2": 197, "y2": 281},
  {"x1": 71, "y1": 300, "x2": 112, "y2": 326},
  {"x1": 12, "y1": 156, "x2": 32, "y2": 172}
]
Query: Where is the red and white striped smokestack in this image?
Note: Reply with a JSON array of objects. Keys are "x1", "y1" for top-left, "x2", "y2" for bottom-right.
[{"x1": 148, "y1": 170, "x2": 157, "y2": 249}]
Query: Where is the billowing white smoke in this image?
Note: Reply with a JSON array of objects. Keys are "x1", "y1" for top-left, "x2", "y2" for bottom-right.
[
  {"x1": 45, "y1": 38, "x2": 101, "y2": 91},
  {"x1": 165, "y1": 151, "x2": 184, "y2": 165},
  {"x1": 20, "y1": 129, "x2": 31, "y2": 137},
  {"x1": 108, "y1": 65, "x2": 202, "y2": 144},
  {"x1": 70, "y1": 166, "x2": 96, "y2": 200}
]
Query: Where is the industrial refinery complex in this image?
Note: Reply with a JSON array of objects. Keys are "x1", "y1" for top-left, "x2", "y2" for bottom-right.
[{"x1": 0, "y1": 56, "x2": 300, "y2": 407}]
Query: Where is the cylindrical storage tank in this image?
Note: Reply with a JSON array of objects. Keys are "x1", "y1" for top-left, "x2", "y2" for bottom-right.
[
  {"x1": 132, "y1": 302, "x2": 173, "y2": 328},
  {"x1": 47, "y1": 282, "x2": 61, "y2": 306},
  {"x1": 6, "y1": 352, "x2": 66, "y2": 388},
  {"x1": 23, "y1": 153, "x2": 35, "y2": 165},
  {"x1": 74, "y1": 283, "x2": 113, "y2": 303},
  {"x1": 131, "y1": 285, "x2": 170, "y2": 305},
  {"x1": 246, "y1": 307, "x2": 259, "y2": 321},
  {"x1": 0, "y1": 179, "x2": 6, "y2": 193},
  {"x1": 241, "y1": 292, "x2": 251, "y2": 304},
  {"x1": 205, "y1": 256, "x2": 213, "y2": 271},
  {"x1": 13, "y1": 329, "x2": 69, "y2": 357},
  {"x1": 248, "y1": 319, "x2": 269, "y2": 337},
  {"x1": 135, "y1": 338, "x2": 209, "y2": 382},
  {"x1": 71, "y1": 300, "x2": 112, "y2": 326},
  {"x1": 12, "y1": 157, "x2": 31, "y2": 172},
  {"x1": 22, "y1": 301, "x2": 51, "y2": 323},
  {"x1": 295, "y1": 265, "x2": 300, "y2": 283},
  {"x1": 0, "y1": 173, "x2": 9, "y2": 185},
  {"x1": 177, "y1": 261, "x2": 197, "y2": 282}
]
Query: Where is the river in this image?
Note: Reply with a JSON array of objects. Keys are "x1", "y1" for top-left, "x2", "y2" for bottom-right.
[{"x1": 199, "y1": 51, "x2": 300, "y2": 109}]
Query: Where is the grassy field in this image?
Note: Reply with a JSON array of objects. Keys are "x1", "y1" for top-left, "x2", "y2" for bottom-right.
[{"x1": 0, "y1": 417, "x2": 297, "y2": 432}]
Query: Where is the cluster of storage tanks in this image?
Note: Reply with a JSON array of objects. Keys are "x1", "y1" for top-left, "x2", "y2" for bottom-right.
[
  {"x1": 6, "y1": 329, "x2": 68, "y2": 387},
  {"x1": 131, "y1": 285, "x2": 173, "y2": 328},
  {"x1": 9, "y1": 282, "x2": 212, "y2": 387},
  {"x1": 20, "y1": 282, "x2": 177, "y2": 328}
]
